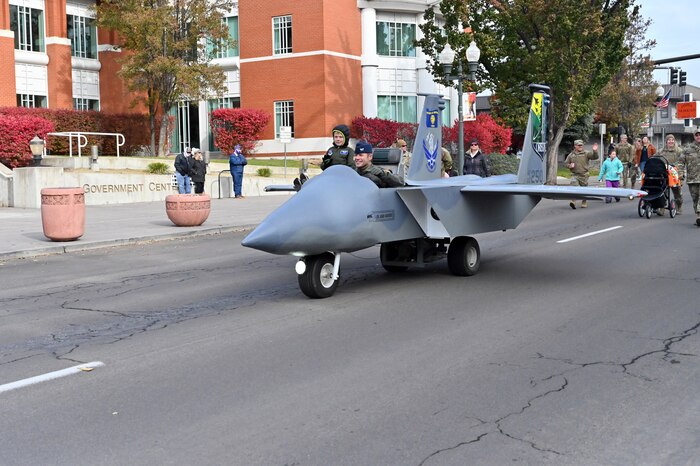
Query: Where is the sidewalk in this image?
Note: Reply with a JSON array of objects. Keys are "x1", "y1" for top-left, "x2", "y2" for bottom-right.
[{"x1": 0, "y1": 195, "x2": 293, "y2": 260}]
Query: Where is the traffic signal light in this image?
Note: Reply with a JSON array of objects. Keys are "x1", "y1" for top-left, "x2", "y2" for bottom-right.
[
  {"x1": 670, "y1": 68, "x2": 678, "y2": 85},
  {"x1": 679, "y1": 70, "x2": 687, "y2": 86}
]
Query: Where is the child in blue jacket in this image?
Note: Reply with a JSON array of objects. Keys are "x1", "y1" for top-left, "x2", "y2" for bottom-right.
[{"x1": 599, "y1": 150, "x2": 624, "y2": 203}]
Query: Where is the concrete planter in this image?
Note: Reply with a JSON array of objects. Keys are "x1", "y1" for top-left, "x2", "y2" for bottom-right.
[
  {"x1": 40, "y1": 187, "x2": 86, "y2": 241},
  {"x1": 165, "y1": 194, "x2": 211, "y2": 226}
]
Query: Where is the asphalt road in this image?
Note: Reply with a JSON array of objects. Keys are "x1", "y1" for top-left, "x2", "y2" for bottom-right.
[{"x1": 1, "y1": 197, "x2": 699, "y2": 466}]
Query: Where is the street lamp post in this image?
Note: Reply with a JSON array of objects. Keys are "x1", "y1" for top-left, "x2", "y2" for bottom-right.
[
  {"x1": 439, "y1": 41, "x2": 480, "y2": 175},
  {"x1": 29, "y1": 134, "x2": 45, "y2": 167}
]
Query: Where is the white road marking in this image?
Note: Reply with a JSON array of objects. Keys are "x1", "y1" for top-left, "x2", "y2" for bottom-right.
[
  {"x1": 557, "y1": 226, "x2": 623, "y2": 244},
  {"x1": 0, "y1": 361, "x2": 105, "y2": 394}
]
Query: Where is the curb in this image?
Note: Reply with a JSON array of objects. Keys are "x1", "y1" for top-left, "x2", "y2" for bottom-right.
[{"x1": 0, "y1": 224, "x2": 258, "y2": 261}]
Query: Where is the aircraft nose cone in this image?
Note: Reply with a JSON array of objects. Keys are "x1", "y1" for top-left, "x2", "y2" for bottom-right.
[{"x1": 242, "y1": 166, "x2": 378, "y2": 255}]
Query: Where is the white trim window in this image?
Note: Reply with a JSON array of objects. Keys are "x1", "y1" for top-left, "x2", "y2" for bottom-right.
[
  {"x1": 10, "y1": 4, "x2": 45, "y2": 52},
  {"x1": 377, "y1": 95, "x2": 417, "y2": 123},
  {"x1": 17, "y1": 93, "x2": 47, "y2": 108},
  {"x1": 68, "y1": 14, "x2": 97, "y2": 59},
  {"x1": 272, "y1": 15, "x2": 292, "y2": 55},
  {"x1": 376, "y1": 21, "x2": 415, "y2": 57},
  {"x1": 274, "y1": 100, "x2": 294, "y2": 138},
  {"x1": 73, "y1": 98, "x2": 99, "y2": 111}
]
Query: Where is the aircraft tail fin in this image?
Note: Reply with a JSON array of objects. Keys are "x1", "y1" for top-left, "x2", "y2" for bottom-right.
[
  {"x1": 517, "y1": 84, "x2": 551, "y2": 185},
  {"x1": 406, "y1": 94, "x2": 446, "y2": 183}
]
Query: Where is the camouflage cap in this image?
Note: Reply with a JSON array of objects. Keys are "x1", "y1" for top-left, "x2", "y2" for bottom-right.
[{"x1": 574, "y1": 139, "x2": 584, "y2": 146}]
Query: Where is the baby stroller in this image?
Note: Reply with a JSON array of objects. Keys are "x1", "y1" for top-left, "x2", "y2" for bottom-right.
[{"x1": 637, "y1": 156, "x2": 677, "y2": 219}]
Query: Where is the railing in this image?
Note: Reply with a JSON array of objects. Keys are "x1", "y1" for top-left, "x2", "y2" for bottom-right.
[
  {"x1": 45, "y1": 132, "x2": 126, "y2": 158},
  {"x1": 215, "y1": 170, "x2": 233, "y2": 199}
]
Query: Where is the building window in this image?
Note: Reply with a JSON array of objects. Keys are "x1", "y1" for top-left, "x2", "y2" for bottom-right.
[
  {"x1": 442, "y1": 100, "x2": 451, "y2": 126},
  {"x1": 17, "y1": 94, "x2": 47, "y2": 108},
  {"x1": 68, "y1": 14, "x2": 97, "y2": 59},
  {"x1": 272, "y1": 15, "x2": 292, "y2": 55},
  {"x1": 73, "y1": 98, "x2": 99, "y2": 111},
  {"x1": 10, "y1": 5, "x2": 45, "y2": 52},
  {"x1": 274, "y1": 100, "x2": 294, "y2": 138},
  {"x1": 376, "y1": 21, "x2": 415, "y2": 57},
  {"x1": 377, "y1": 96, "x2": 417, "y2": 123},
  {"x1": 209, "y1": 97, "x2": 241, "y2": 111}
]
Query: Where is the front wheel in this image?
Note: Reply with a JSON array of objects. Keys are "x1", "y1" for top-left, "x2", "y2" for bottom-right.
[
  {"x1": 669, "y1": 200, "x2": 677, "y2": 218},
  {"x1": 447, "y1": 236, "x2": 480, "y2": 276},
  {"x1": 645, "y1": 204, "x2": 652, "y2": 219},
  {"x1": 298, "y1": 253, "x2": 338, "y2": 299},
  {"x1": 637, "y1": 199, "x2": 644, "y2": 217}
]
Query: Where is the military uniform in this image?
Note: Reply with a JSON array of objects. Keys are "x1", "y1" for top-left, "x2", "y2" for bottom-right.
[
  {"x1": 656, "y1": 145, "x2": 684, "y2": 213},
  {"x1": 441, "y1": 147, "x2": 454, "y2": 177},
  {"x1": 321, "y1": 124, "x2": 356, "y2": 170},
  {"x1": 679, "y1": 138, "x2": 700, "y2": 225},
  {"x1": 615, "y1": 141, "x2": 634, "y2": 188},
  {"x1": 564, "y1": 141, "x2": 598, "y2": 208},
  {"x1": 357, "y1": 164, "x2": 403, "y2": 188}
]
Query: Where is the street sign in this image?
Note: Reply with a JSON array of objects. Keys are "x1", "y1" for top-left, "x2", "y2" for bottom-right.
[
  {"x1": 463, "y1": 92, "x2": 476, "y2": 121},
  {"x1": 676, "y1": 101, "x2": 699, "y2": 119},
  {"x1": 279, "y1": 126, "x2": 292, "y2": 144},
  {"x1": 599, "y1": 123, "x2": 606, "y2": 135}
]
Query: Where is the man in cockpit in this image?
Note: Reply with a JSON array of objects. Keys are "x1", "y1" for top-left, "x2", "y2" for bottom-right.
[{"x1": 354, "y1": 142, "x2": 403, "y2": 188}]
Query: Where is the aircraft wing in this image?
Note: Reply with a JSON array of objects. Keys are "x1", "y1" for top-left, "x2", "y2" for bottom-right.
[{"x1": 459, "y1": 184, "x2": 646, "y2": 200}]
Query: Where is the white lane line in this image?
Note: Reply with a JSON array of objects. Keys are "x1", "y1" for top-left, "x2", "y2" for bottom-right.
[
  {"x1": 557, "y1": 226, "x2": 623, "y2": 244},
  {"x1": 0, "y1": 361, "x2": 105, "y2": 394}
]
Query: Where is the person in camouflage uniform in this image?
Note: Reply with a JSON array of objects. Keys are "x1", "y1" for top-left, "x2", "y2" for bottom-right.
[
  {"x1": 354, "y1": 141, "x2": 403, "y2": 188},
  {"x1": 615, "y1": 134, "x2": 634, "y2": 189},
  {"x1": 679, "y1": 130, "x2": 700, "y2": 226},
  {"x1": 655, "y1": 134, "x2": 684, "y2": 214},
  {"x1": 564, "y1": 139, "x2": 599, "y2": 209}
]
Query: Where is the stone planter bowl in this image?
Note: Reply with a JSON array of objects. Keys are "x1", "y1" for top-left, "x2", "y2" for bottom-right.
[
  {"x1": 165, "y1": 194, "x2": 211, "y2": 226},
  {"x1": 40, "y1": 187, "x2": 86, "y2": 241}
]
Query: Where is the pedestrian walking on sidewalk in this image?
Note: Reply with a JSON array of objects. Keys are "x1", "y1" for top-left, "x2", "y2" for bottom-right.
[
  {"x1": 598, "y1": 149, "x2": 623, "y2": 203},
  {"x1": 229, "y1": 144, "x2": 247, "y2": 199},
  {"x1": 174, "y1": 147, "x2": 192, "y2": 194},
  {"x1": 190, "y1": 148, "x2": 207, "y2": 194},
  {"x1": 565, "y1": 140, "x2": 599, "y2": 209}
]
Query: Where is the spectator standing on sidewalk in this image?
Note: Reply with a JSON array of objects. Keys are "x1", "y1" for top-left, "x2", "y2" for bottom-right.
[
  {"x1": 190, "y1": 148, "x2": 207, "y2": 194},
  {"x1": 634, "y1": 135, "x2": 656, "y2": 175},
  {"x1": 463, "y1": 139, "x2": 490, "y2": 177},
  {"x1": 678, "y1": 130, "x2": 700, "y2": 226},
  {"x1": 174, "y1": 146, "x2": 192, "y2": 194},
  {"x1": 598, "y1": 149, "x2": 623, "y2": 203},
  {"x1": 656, "y1": 134, "x2": 684, "y2": 214},
  {"x1": 229, "y1": 144, "x2": 248, "y2": 199},
  {"x1": 565, "y1": 140, "x2": 599, "y2": 209},
  {"x1": 615, "y1": 134, "x2": 634, "y2": 188}
]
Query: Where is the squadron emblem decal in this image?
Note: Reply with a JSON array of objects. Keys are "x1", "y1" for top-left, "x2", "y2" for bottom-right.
[{"x1": 423, "y1": 132, "x2": 438, "y2": 173}]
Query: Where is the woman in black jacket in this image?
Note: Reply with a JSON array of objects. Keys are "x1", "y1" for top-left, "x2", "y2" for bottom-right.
[{"x1": 190, "y1": 149, "x2": 207, "y2": 194}]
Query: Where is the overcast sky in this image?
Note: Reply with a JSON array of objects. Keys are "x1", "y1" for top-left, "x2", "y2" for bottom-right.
[{"x1": 639, "y1": 0, "x2": 700, "y2": 88}]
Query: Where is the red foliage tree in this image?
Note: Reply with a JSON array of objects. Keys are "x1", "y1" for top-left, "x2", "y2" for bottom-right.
[
  {"x1": 443, "y1": 114, "x2": 512, "y2": 155},
  {"x1": 353, "y1": 114, "x2": 511, "y2": 155},
  {"x1": 210, "y1": 108, "x2": 271, "y2": 155},
  {"x1": 0, "y1": 115, "x2": 54, "y2": 168}
]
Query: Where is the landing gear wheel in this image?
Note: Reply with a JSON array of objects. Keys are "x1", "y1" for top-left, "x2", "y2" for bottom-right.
[
  {"x1": 637, "y1": 199, "x2": 644, "y2": 217},
  {"x1": 669, "y1": 200, "x2": 677, "y2": 218},
  {"x1": 645, "y1": 204, "x2": 652, "y2": 219},
  {"x1": 379, "y1": 243, "x2": 409, "y2": 273},
  {"x1": 298, "y1": 253, "x2": 338, "y2": 299},
  {"x1": 447, "y1": 236, "x2": 480, "y2": 276}
]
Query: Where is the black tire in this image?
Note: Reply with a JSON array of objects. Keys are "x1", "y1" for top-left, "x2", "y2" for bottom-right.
[
  {"x1": 379, "y1": 243, "x2": 409, "y2": 273},
  {"x1": 637, "y1": 199, "x2": 644, "y2": 217},
  {"x1": 645, "y1": 204, "x2": 652, "y2": 219},
  {"x1": 298, "y1": 253, "x2": 338, "y2": 299},
  {"x1": 669, "y1": 200, "x2": 676, "y2": 218},
  {"x1": 447, "y1": 236, "x2": 480, "y2": 276}
]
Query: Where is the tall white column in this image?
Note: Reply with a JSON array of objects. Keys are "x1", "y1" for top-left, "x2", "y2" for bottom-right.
[{"x1": 361, "y1": 7, "x2": 378, "y2": 117}]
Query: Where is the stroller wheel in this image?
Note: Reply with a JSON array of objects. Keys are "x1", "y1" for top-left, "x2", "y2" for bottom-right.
[
  {"x1": 637, "y1": 199, "x2": 645, "y2": 217},
  {"x1": 669, "y1": 200, "x2": 676, "y2": 218},
  {"x1": 645, "y1": 204, "x2": 652, "y2": 219}
]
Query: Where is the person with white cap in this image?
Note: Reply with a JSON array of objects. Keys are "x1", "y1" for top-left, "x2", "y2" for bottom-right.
[{"x1": 174, "y1": 146, "x2": 192, "y2": 194}]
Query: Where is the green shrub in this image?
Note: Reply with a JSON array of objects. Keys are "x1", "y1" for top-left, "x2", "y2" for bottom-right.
[
  {"x1": 487, "y1": 153, "x2": 519, "y2": 175},
  {"x1": 147, "y1": 162, "x2": 170, "y2": 174},
  {"x1": 256, "y1": 167, "x2": 272, "y2": 177}
]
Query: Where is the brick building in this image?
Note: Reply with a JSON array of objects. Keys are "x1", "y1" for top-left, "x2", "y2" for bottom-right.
[{"x1": 1, "y1": 0, "x2": 458, "y2": 156}]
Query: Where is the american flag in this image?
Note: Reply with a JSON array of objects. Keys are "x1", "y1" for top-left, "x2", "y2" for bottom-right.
[{"x1": 657, "y1": 88, "x2": 672, "y2": 108}]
